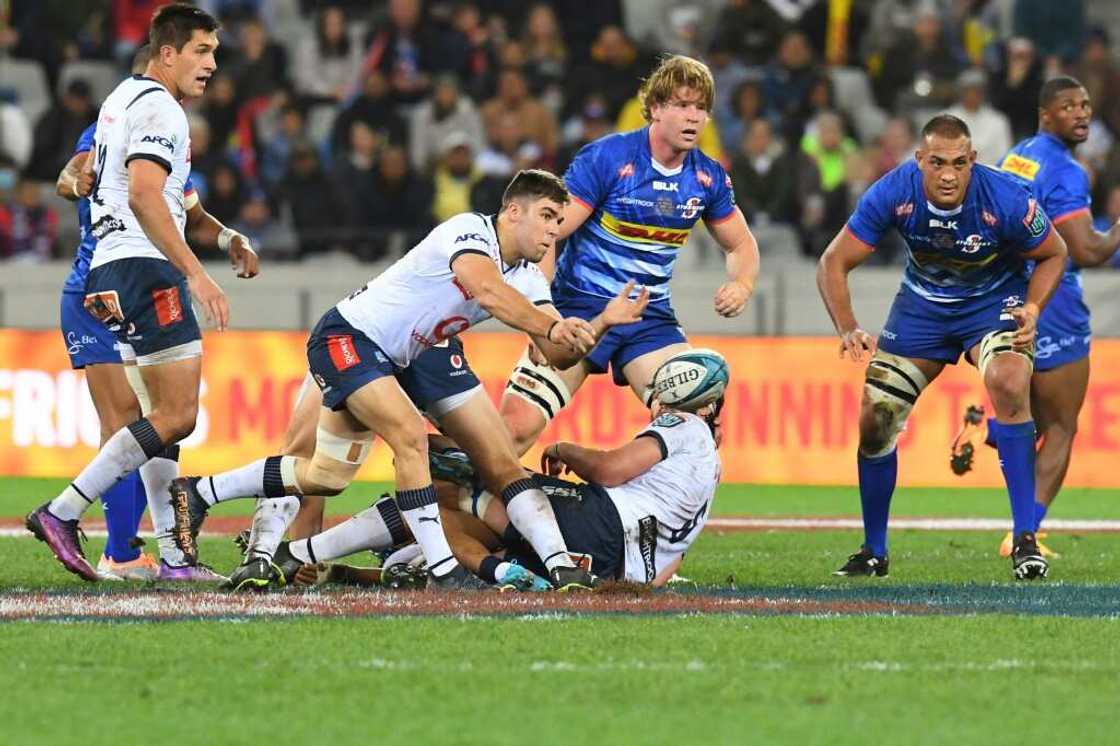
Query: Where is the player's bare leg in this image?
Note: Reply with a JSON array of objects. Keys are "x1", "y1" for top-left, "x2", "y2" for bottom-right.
[{"x1": 620, "y1": 343, "x2": 692, "y2": 403}]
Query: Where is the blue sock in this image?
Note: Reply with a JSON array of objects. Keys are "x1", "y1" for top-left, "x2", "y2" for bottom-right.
[
  {"x1": 994, "y1": 420, "x2": 1037, "y2": 536},
  {"x1": 858, "y1": 450, "x2": 897, "y2": 557},
  {"x1": 1034, "y1": 501, "x2": 1048, "y2": 532},
  {"x1": 102, "y1": 477, "x2": 142, "y2": 562},
  {"x1": 984, "y1": 418, "x2": 998, "y2": 448},
  {"x1": 130, "y1": 471, "x2": 148, "y2": 537}
]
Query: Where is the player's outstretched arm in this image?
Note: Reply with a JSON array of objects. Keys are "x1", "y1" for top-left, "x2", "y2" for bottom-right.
[
  {"x1": 1013, "y1": 227, "x2": 1068, "y2": 349},
  {"x1": 817, "y1": 227, "x2": 877, "y2": 362},
  {"x1": 1055, "y1": 211, "x2": 1120, "y2": 268},
  {"x1": 707, "y1": 208, "x2": 759, "y2": 318},
  {"x1": 56, "y1": 151, "x2": 93, "y2": 201},
  {"x1": 530, "y1": 281, "x2": 649, "y2": 369},
  {"x1": 541, "y1": 437, "x2": 662, "y2": 488},
  {"x1": 184, "y1": 202, "x2": 259, "y2": 279},
  {"x1": 129, "y1": 159, "x2": 229, "y2": 330}
]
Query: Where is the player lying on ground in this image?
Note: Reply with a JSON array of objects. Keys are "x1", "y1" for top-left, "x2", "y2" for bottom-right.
[
  {"x1": 170, "y1": 170, "x2": 648, "y2": 590},
  {"x1": 263, "y1": 348, "x2": 728, "y2": 590},
  {"x1": 818, "y1": 113, "x2": 1067, "y2": 581},
  {"x1": 498, "y1": 54, "x2": 759, "y2": 455},
  {"x1": 950, "y1": 76, "x2": 1120, "y2": 558},
  {"x1": 27, "y1": 5, "x2": 256, "y2": 583}
]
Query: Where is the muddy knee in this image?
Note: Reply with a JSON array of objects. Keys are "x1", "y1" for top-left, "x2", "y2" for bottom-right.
[{"x1": 858, "y1": 352, "x2": 929, "y2": 458}]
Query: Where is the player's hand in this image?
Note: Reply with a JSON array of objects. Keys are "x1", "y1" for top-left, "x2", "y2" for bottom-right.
[
  {"x1": 293, "y1": 562, "x2": 332, "y2": 587},
  {"x1": 549, "y1": 316, "x2": 596, "y2": 354},
  {"x1": 229, "y1": 234, "x2": 259, "y2": 279},
  {"x1": 713, "y1": 280, "x2": 751, "y2": 317},
  {"x1": 526, "y1": 341, "x2": 547, "y2": 366},
  {"x1": 540, "y1": 443, "x2": 572, "y2": 476},
  {"x1": 601, "y1": 280, "x2": 649, "y2": 327},
  {"x1": 73, "y1": 154, "x2": 95, "y2": 198},
  {"x1": 838, "y1": 327, "x2": 876, "y2": 362},
  {"x1": 1009, "y1": 304, "x2": 1039, "y2": 351},
  {"x1": 188, "y1": 271, "x2": 229, "y2": 332}
]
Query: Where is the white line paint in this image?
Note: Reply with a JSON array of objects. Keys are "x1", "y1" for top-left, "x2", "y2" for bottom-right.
[{"x1": 707, "y1": 517, "x2": 1120, "y2": 532}]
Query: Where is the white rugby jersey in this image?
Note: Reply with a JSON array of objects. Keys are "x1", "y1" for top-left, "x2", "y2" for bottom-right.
[
  {"x1": 89, "y1": 75, "x2": 191, "y2": 269},
  {"x1": 336, "y1": 212, "x2": 552, "y2": 366},
  {"x1": 606, "y1": 411, "x2": 721, "y2": 584}
]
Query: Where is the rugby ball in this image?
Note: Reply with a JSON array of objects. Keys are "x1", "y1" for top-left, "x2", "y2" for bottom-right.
[{"x1": 650, "y1": 348, "x2": 729, "y2": 411}]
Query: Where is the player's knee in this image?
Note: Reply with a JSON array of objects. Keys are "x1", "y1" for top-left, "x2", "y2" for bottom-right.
[
  {"x1": 281, "y1": 423, "x2": 316, "y2": 459},
  {"x1": 857, "y1": 352, "x2": 928, "y2": 458},
  {"x1": 385, "y1": 421, "x2": 429, "y2": 465},
  {"x1": 984, "y1": 356, "x2": 1030, "y2": 408},
  {"x1": 500, "y1": 397, "x2": 547, "y2": 457},
  {"x1": 302, "y1": 461, "x2": 350, "y2": 496}
]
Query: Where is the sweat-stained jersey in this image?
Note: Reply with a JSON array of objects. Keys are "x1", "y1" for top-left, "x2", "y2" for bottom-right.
[
  {"x1": 846, "y1": 160, "x2": 1052, "y2": 303},
  {"x1": 88, "y1": 76, "x2": 192, "y2": 269},
  {"x1": 606, "y1": 411, "x2": 721, "y2": 584},
  {"x1": 336, "y1": 212, "x2": 551, "y2": 367},
  {"x1": 554, "y1": 127, "x2": 737, "y2": 316}
]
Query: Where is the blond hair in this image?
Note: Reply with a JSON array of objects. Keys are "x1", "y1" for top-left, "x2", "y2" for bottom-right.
[{"x1": 638, "y1": 55, "x2": 715, "y2": 123}]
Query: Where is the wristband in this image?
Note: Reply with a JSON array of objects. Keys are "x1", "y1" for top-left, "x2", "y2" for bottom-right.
[
  {"x1": 217, "y1": 227, "x2": 237, "y2": 252},
  {"x1": 546, "y1": 320, "x2": 559, "y2": 342}
]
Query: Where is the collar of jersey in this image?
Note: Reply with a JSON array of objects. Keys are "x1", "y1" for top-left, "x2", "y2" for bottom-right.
[
  {"x1": 1037, "y1": 130, "x2": 1071, "y2": 153},
  {"x1": 481, "y1": 213, "x2": 520, "y2": 273},
  {"x1": 131, "y1": 74, "x2": 165, "y2": 87},
  {"x1": 924, "y1": 200, "x2": 963, "y2": 217}
]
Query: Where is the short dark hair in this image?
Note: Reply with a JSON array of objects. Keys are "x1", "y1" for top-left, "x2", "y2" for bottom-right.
[
  {"x1": 149, "y1": 3, "x2": 220, "y2": 53},
  {"x1": 501, "y1": 169, "x2": 568, "y2": 210},
  {"x1": 921, "y1": 113, "x2": 971, "y2": 141},
  {"x1": 1039, "y1": 75, "x2": 1085, "y2": 108}
]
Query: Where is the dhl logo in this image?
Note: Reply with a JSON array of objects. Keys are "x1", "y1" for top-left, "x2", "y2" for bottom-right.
[
  {"x1": 911, "y1": 250, "x2": 999, "y2": 273},
  {"x1": 1001, "y1": 154, "x2": 1040, "y2": 181},
  {"x1": 599, "y1": 211, "x2": 690, "y2": 246}
]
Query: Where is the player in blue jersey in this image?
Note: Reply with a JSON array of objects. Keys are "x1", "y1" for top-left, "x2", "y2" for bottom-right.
[
  {"x1": 950, "y1": 77, "x2": 1120, "y2": 558},
  {"x1": 818, "y1": 114, "x2": 1068, "y2": 580},
  {"x1": 498, "y1": 55, "x2": 759, "y2": 453}
]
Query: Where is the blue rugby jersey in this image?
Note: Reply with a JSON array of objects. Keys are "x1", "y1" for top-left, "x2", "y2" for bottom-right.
[
  {"x1": 554, "y1": 127, "x2": 737, "y2": 314},
  {"x1": 63, "y1": 122, "x2": 196, "y2": 293},
  {"x1": 999, "y1": 131, "x2": 1091, "y2": 297},
  {"x1": 846, "y1": 160, "x2": 1051, "y2": 303}
]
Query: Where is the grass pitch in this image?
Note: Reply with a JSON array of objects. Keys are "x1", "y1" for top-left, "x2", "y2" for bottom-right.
[{"x1": 1, "y1": 477, "x2": 1118, "y2": 745}]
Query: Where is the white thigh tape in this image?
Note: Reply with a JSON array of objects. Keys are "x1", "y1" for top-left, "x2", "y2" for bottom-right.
[
  {"x1": 315, "y1": 426, "x2": 372, "y2": 465},
  {"x1": 504, "y1": 351, "x2": 571, "y2": 421}
]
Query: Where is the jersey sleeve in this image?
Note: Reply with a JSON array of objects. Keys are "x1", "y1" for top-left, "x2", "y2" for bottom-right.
[
  {"x1": 443, "y1": 213, "x2": 496, "y2": 270},
  {"x1": 73, "y1": 123, "x2": 96, "y2": 156},
  {"x1": 563, "y1": 139, "x2": 609, "y2": 209},
  {"x1": 125, "y1": 93, "x2": 184, "y2": 174},
  {"x1": 636, "y1": 413, "x2": 702, "y2": 461},
  {"x1": 1004, "y1": 192, "x2": 1053, "y2": 253},
  {"x1": 703, "y1": 164, "x2": 737, "y2": 224},
  {"x1": 845, "y1": 169, "x2": 899, "y2": 248},
  {"x1": 521, "y1": 264, "x2": 553, "y2": 306},
  {"x1": 1043, "y1": 164, "x2": 1091, "y2": 224}
]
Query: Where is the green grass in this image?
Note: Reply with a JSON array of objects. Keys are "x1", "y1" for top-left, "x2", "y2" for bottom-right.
[{"x1": 2, "y1": 477, "x2": 1119, "y2": 744}]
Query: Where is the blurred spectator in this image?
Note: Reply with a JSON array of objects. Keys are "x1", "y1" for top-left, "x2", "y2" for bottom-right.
[
  {"x1": 410, "y1": 74, "x2": 485, "y2": 173},
  {"x1": 1012, "y1": 0, "x2": 1084, "y2": 68},
  {"x1": 228, "y1": 17, "x2": 289, "y2": 102},
  {"x1": 626, "y1": 1, "x2": 722, "y2": 59},
  {"x1": 0, "y1": 176, "x2": 57, "y2": 261},
  {"x1": 797, "y1": 111, "x2": 857, "y2": 257},
  {"x1": 28, "y1": 80, "x2": 96, "y2": 182},
  {"x1": 333, "y1": 120, "x2": 380, "y2": 228},
  {"x1": 520, "y1": 3, "x2": 567, "y2": 113},
  {"x1": 0, "y1": 98, "x2": 32, "y2": 170},
  {"x1": 205, "y1": 163, "x2": 246, "y2": 227},
  {"x1": 472, "y1": 112, "x2": 541, "y2": 213},
  {"x1": 294, "y1": 5, "x2": 363, "y2": 103},
  {"x1": 874, "y1": 7, "x2": 963, "y2": 113},
  {"x1": 989, "y1": 37, "x2": 1045, "y2": 142},
  {"x1": 112, "y1": 0, "x2": 163, "y2": 64},
  {"x1": 707, "y1": 41, "x2": 753, "y2": 141},
  {"x1": 1071, "y1": 27, "x2": 1120, "y2": 138},
  {"x1": 480, "y1": 68, "x2": 558, "y2": 160},
  {"x1": 787, "y1": 73, "x2": 855, "y2": 149},
  {"x1": 729, "y1": 119, "x2": 795, "y2": 225},
  {"x1": 186, "y1": 115, "x2": 226, "y2": 199},
  {"x1": 361, "y1": 144, "x2": 434, "y2": 259},
  {"x1": 946, "y1": 69, "x2": 1012, "y2": 165},
  {"x1": 198, "y1": 74, "x2": 241, "y2": 153},
  {"x1": 229, "y1": 189, "x2": 288, "y2": 259},
  {"x1": 863, "y1": 0, "x2": 929, "y2": 62},
  {"x1": 358, "y1": 0, "x2": 445, "y2": 106},
  {"x1": 872, "y1": 117, "x2": 917, "y2": 178},
  {"x1": 331, "y1": 70, "x2": 408, "y2": 159},
  {"x1": 254, "y1": 101, "x2": 308, "y2": 190},
  {"x1": 762, "y1": 31, "x2": 819, "y2": 132},
  {"x1": 279, "y1": 143, "x2": 348, "y2": 257},
  {"x1": 720, "y1": 78, "x2": 769, "y2": 156},
  {"x1": 445, "y1": 2, "x2": 497, "y2": 100},
  {"x1": 708, "y1": 0, "x2": 787, "y2": 67},
  {"x1": 557, "y1": 96, "x2": 613, "y2": 174},
  {"x1": 797, "y1": 0, "x2": 869, "y2": 67},
  {"x1": 566, "y1": 26, "x2": 647, "y2": 120},
  {"x1": 432, "y1": 132, "x2": 482, "y2": 222}
]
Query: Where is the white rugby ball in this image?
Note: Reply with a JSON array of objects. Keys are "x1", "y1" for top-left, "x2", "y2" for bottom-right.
[{"x1": 651, "y1": 348, "x2": 729, "y2": 411}]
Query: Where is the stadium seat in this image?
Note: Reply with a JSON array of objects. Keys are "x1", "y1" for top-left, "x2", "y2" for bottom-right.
[
  {"x1": 0, "y1": 58, "x2": 50, "y2": 127},
  {"x1": 57, "y1": 61, "x2": 121, "y2": 106}
]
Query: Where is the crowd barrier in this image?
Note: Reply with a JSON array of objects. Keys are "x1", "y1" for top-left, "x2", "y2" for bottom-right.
[{"x1": 2, "y1": 329, "x2": 1118, "y2": 488}]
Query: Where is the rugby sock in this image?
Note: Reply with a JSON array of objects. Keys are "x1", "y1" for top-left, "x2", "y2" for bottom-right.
[
  {"x1": 994, "y1": 420, "x2": 1037, "y2": 536},
  {"x1": 246, "y1": 496, "x2": 301, "y2": 560},
  {"x1": 501, "y1": 478, "x2": 575, "y2": 572},
  {"x1": 48, "y1": 419, "x2": 164, "y2": 521},
  {"x1": 1034, "y1": 501, "x2": 1049, "y2": 532},
  {"x1": 383, "y1": 542, "x2": 424, "y2": 568},
  {"x1": 477, "y1": 555, "x2": 513, "y2": 585},
  {"x1": 857, "y1": 450, "x2": 897, "y2": 558},
  {"x1": 102, "y1": 479, "x2": 141, "y2": 562},
  {"x1": 129, "y1": 471, "x2": 148, "y2": 535},
  {"x1": 139, "y1": 446, "x2": 187, "y2": 566},
  {"x1": 292, "y1": 499, "x2": 407, "y2": 563},
  {"x1": 396, "y1": 485, "x2": 458, "y2": 578},
  {"x1": 196, "y1": 455, "x2": 297, "y2": 505}
]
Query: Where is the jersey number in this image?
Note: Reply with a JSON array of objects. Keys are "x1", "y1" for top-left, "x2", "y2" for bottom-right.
[
  {"x1": 666, "y1": 500, "x2": 708, "y2": 544},
  {"x1": 89, "y1": 143, "x2": 107, "y2": 205}
]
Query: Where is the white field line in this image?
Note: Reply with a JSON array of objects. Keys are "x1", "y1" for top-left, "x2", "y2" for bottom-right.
[{"x1": 706, "y1": 517, "x2": 1120, "y2": 532}]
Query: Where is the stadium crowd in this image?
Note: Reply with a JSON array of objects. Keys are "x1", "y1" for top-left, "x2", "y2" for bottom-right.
[{"x1": 0, "y1": 0, "x2": 1118, "y2": 265}]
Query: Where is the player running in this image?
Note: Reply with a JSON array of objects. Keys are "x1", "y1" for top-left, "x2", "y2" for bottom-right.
[
  {"x1": 818, "y1": 114, "x2": 1067, "y2": 580},
  {"x1": 949, "y1": 77, "x2": 1120, "y2": 558},
  {"x1": 170, "y1": 170, "x2": 648, "y2": 590},
  {"x1": 498, "y1": 54, "x2": 759, "y2": 454},
  {"x1": 27, "y1": 4, "x2": 247, "y2": 582}
]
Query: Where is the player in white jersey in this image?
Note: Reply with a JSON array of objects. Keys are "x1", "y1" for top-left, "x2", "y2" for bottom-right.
[
  {"x1": 26, "y1": 5, "x2": 257, "y2": 582},
  {"x1": 170, "y1": 170, "x2": 649, "y2": 590}
]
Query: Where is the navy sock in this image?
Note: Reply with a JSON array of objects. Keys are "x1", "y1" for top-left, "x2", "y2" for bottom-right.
[
  {"x1": 994, "y1": 420, "x2": 1037, "y2": 536},
  {"x1": 857, "y1": 450, "x2": 897, "y2": 557},
  {"x1": 477, "y1": 555, "x2": 502, "y2": 584},
  {"x1": 129, "y1": 471, "x2": 148, "y2": 535},
  {"x1": 102, "y1": 478, "x2": 141, "y2": 562},
  {"x1": 1034, "y1": 501, "x2": 1048, "y2": 532},
  {"x1": 984, "y1": 417, "x2": 998, "y2": 448}
]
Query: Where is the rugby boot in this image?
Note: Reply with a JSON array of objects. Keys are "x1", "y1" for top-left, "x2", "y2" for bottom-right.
[
  {"x1": 270, "y1": 541, "x2": 305, "y2": 586},
  {"x1": 549, "y1": 565, "x2": 598, "y2": 592},
  {"x1": 428, "y1": 564, "x2": 491, "y2": 590},
  {"x1": 167, "y1": 477, "x2": 210, "y2": 565},
  {"x1": 1001, "y1": 530, "x2": 1059, "y2": 559},
  {"x1": 157, "y1": 560, "x2": 229, "y2": 583},
  {"x1": 832, "y1": 545, "x2": 889, "y2": 577},
  {"x1": 1036, "y1": 532, "x2": 1060, "y2": 559},
  {"x1": 998, "y1": 531, "x2": 1014, "y2": 558},
  {"x1": 97, "y1": 551, "x2": 160, "y2": 581},
  {"x1": 950, "y1": 405, "x2": 988, "y2": 475},
  {"x1": 1012, "y1": 532, "x2": 1049, "y2": 580},
  {"x1": 381, "y1": 562, "x2": 429, "y2": 590},
  {"x1": 496, "y1": 563, "x2": 552, "y2": 592},
  {"x1": 222, "y1": 556, "x2": 278, "y2": 592},
  {"x1": 25, "y1": 504, "x2": 99, "y2": 581},
  {"x1": 428, "y1": 447, "x2": 476, "y2": 487}
]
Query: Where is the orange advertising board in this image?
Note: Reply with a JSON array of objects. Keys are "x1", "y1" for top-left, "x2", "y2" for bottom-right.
[{"x1": 2, "y1": 329, "x2": 1118, "y2": 487}]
